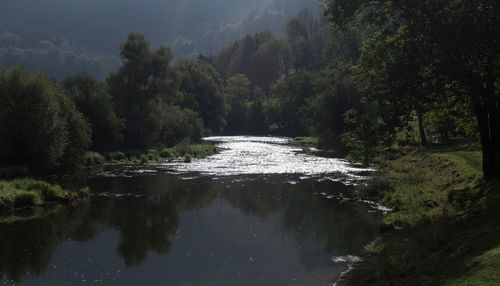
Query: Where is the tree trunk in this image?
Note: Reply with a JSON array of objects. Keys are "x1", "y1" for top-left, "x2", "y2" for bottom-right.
[
  {"x1": 473, "y1": 101, "x2": 500, "y2": 178},
  {"x1": 416, "y1": 108, "x2": 427, "y2": 145}
]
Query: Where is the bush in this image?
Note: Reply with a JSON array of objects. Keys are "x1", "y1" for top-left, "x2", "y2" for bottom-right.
[
  {"x1": 140, "y1": 154, "x2": 149, "y2": 163},
  {"x1": 146, "y1": 149, "x2": 160, "y2": 161},
  {"x1": 0, "y1": 178, "x2": 70, "y2": 213},
  {"x1": 160, "y1": 148, "x2": 174, "y2": 159},
  {"x1": 84, "y1": 152, "x2": 106, "y2": 165},
  {"x1": 104, "y1": 151, "x2": 126, "y2": 161},
  {"x1": 184, "y1": 154, "x2": 192, "y2": 163}
]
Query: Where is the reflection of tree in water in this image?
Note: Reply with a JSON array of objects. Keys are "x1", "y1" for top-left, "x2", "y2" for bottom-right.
[
  {"x1": 90, "y1": 195, "x2": 180, "y2": 266},
  {"x1": 0, "y1": 203, "x2": 92, "y2": 281},
  {"x1": 0, "y1": 173, "x2": 382, "y2": 282},
  {"x1": 218, "y1": 179, "x2": 285, "y2": 218},
  {"x1": 215, "y1": 176, "x2": 381, "y2": 257},
  {"x1": 281, "y1": 180, "x2": 381, "y2": 255},
  {"x1": 0, "y1": 175, "x2": 217, "y2": 282}
]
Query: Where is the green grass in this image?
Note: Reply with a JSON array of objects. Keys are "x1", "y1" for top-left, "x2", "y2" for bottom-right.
[
  {"x1": 85, "y1": 143, "x2": 218, "y2": 165},
  {"x1": 293, "y1": 137, "x2": 319, "y2": 148},
  {"x1": 353, "y1": 146, "x2": 500, "y2": 286},
  {"x1": 0, "y1": 178, "x2": 89, "y2": 215}
]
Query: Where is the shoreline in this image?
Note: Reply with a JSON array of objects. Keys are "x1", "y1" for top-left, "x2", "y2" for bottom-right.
[{"x1": 335, "y1": 146, "x2": 500, "y2": 285}]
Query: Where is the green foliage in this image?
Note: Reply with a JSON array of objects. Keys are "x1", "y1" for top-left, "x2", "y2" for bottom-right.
[
  {"x1": 0, "y1": 178, "x2": 71, "y2": 214},
  {"x1": 293, "y1": 137, "x2": 318, "y2": 148},
  {"x1": 424, "y1": 97, "x2": 480, "y2": 144},
  {"x1": 57, "y1": 93, "x2": 92, "y2": 168},
  {"x1": 61, "y1": 73, "x2": 124, "y2": 151},
  {"x1": 108, "y1": 33, "x2": 178, "y2": 149},
  {"x1": 0, "y1": 66, "x2": 90, "y2": 170},
  {"x1": 159, "y1": 148, "x2": 174, "y2": 159},
  {"x1": 224, "y1": 74, "x2": 251, "y2": 134},
  {"x1": 214, "y1": 30, "x2": 292, "y2": 91},
  {"x1": 160, "y1": 106, "x2": 206, "y2": 146},
  {"x1": 103, "y1": 151, "x2": 126, "y2": 162},
  {"x1": 268, "y1": 70, "x2": 316, "y2": 135},
  {"x1": 341, "y1": 109, "x2": 395, "y2": 163},
  {"x1": 84, "y1": 152, "x2": 105, "y2": 165},
  {"x1": 285, "y1": 9, "x2": 329, "y2": 71},
  {"x1": 308, "y1": 70, "x2": 362, "y2": 150},
  {"x1": 324, "y1": 0, "x2": 500, "y2": 177},
  {"x1": 175, "y1": 59, "x2": 227, "y2": 133}
]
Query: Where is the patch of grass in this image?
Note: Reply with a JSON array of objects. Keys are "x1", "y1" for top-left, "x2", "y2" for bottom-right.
[
  {"x1": 85, "y1": 143, "x2": 217, "y2": 165},
  {"x1": 355, "y1": 146, "x2": 500, "y2": 286},
  {"x1": 293, "y1": 137, "x2": 319, "y2": 148},
  {"x1": 0, "y1": 179, "x2": 89, "y2": 215},
  {"x1": 174, "y1": 144, "x2": 217, "y2": 158}
]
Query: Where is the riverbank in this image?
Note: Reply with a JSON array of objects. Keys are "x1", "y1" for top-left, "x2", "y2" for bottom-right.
[
  {"x1": 0, "y1": 177, "x2": 89, "y2": 217},
  {"x1": 0, "y1": 143, "x2": 217, "y2": 220},
  {"x1": 84, "y1": 143, "x2": 218, "y2": 165},
  {"x1": 340, "y1": 146, "x2": 500, "y2": 285}
]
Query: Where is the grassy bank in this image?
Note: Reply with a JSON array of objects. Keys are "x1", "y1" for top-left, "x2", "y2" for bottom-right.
[
  {"x1": 293, "y1": 137, "x2": 319, "y2": 148},
  {"x1": 84, "y1": 143, "x2": 218, "y2": 165},
  {"x1": 0, "y1": 178, "x2": 89, "y2": 215},
  {"x1": 343, "y1": 147, "x2": 500, "y2": 285}
]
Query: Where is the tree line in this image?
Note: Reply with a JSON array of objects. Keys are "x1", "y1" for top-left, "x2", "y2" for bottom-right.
[
  {"x1": 0, "y1": 33, "x2": 224, "y2": 171},
  {"x1": 1, "y1": 4, "x2": 498, "y2": 177}
]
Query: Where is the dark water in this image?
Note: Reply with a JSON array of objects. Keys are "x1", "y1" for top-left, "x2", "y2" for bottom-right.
[{"x1": 0, "y1": 137, "x2": 383, "y2": 286}]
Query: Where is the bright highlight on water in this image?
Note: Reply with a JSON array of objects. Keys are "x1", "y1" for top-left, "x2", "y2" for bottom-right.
[{"x1": 158, "y1": 136, "x2": 372, "y2": 183}]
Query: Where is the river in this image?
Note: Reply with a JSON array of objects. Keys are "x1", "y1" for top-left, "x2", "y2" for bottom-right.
[{"x1": 0, "y1": 136, "x2": 384, "y2": 286}]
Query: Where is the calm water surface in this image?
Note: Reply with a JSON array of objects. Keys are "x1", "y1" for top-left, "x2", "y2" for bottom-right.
[{"x1": 1, "y1": 136, "x2": 383, "y2": 286}]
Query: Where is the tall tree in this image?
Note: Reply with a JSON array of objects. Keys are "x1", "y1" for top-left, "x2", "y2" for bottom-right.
[
  {"x1": 324, "y1": 0, "x2": 500, "y2": 177},
  {"x1": 175, "y1": 60, "x2": 227, "y2": 134},
  {"x1": 107, "y1": 33, "x2": 178, "y2": 148}
]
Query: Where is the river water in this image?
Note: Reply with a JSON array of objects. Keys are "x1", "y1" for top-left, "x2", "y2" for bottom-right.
[{"x1": 0, "y1": 136, "x2": 383, "y2": 286}]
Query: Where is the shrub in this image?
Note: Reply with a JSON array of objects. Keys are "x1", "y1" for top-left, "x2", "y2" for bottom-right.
[
  {"x1": 84, "y1": 152, "x2": 106, "y2": 165},
  {"x1": 104, "y1": 151, "x2": 126, "y2": 161},
  {"x1": 0, "y1": 178, "x2": 70, "y2": 213},
  {"x1": 140, "y1": 154, "x2": 149, "y2": 163},
  {"x1": 160, "y1": 148, "x2": 174, "y2": 159}
]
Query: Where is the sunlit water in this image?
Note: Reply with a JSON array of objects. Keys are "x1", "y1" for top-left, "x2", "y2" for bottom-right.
[
  {"x1": 103, "y1": 136, "x2": 373, "y2": 184},
  {"x1": 0, "y1": 136, "x2": 383, "y2": 286}
]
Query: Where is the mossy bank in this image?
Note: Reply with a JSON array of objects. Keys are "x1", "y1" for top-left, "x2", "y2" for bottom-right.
[{"x1": 338, "y1": 147, "x2": 500, "y2": 285}]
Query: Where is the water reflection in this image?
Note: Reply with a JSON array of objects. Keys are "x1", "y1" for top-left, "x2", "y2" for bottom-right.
[{"x1": 0, "y1": 173, "x2": 381, "y2": 285}]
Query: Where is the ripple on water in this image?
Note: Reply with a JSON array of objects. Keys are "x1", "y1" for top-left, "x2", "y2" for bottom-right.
[{"x1": 155, "y1": 136, "x2": 373, "y2": 184}]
